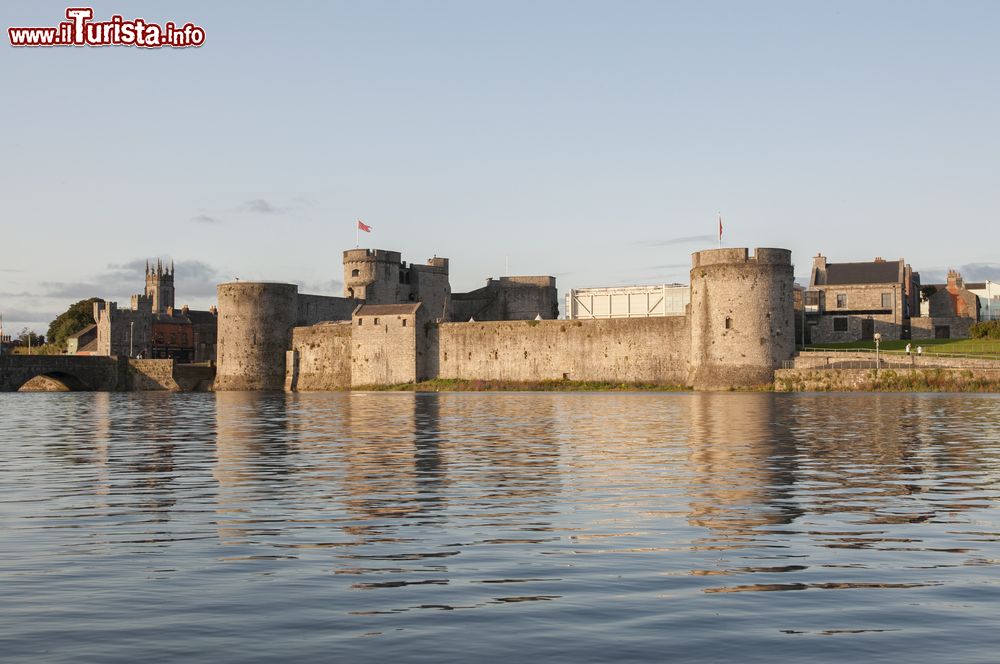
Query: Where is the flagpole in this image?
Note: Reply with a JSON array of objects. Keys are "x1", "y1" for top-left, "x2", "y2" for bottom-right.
[{"x1": 356, "y1": 221, "x2": 359, "y2": 248}]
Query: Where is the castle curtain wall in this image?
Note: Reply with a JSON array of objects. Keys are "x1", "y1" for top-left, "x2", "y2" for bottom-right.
[{"x1": 433, "y1": 317, "x2": 690, "y2": 384}]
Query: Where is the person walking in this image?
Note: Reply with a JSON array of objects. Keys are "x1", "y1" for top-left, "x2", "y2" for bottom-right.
[{"x1": 905, "y1": 342, "x2": 912, "y2": 356}]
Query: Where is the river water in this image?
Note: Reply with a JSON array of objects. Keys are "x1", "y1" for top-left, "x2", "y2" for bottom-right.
[{"x1": 2, "y1": 392, "x2": 1000, "y2": 663}]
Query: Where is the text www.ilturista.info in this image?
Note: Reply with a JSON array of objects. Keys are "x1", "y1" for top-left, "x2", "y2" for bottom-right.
[{"x1": 8, "y1": 7, "x2": 205, "y2": 48}]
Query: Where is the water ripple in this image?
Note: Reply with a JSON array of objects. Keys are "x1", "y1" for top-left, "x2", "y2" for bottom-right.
[{"x1": 3, "y1": 391, "x2": 1000, "y2": 663}]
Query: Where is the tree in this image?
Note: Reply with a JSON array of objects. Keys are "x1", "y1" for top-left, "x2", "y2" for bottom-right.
[
  {"x1": 47, "y1": 297, "x2": 102, "y2": 349},
  {"x1": 17, "y1": 328, "x2": 43, "y2": 345}
]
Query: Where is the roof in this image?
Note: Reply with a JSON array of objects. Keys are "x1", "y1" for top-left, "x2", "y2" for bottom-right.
[
  {"x1": 824, "y1": 260, "x2": 901, "y2": 285},
  {"x1": 965, "y1": 282, "x2": 987, "y2": 291},
  {"x1": 67, "y1": 323, "x2": 97, "y2": 339},
  {"x1": 77, "y1": 338, "x2": 98, "y2": 353},
  {"x1": 354, "y1": 303, "x2": 421, "y2": 316},
  {"x1": 154, "y1": 313, "x2": 190, "y2": 324},
  {"x1": 184, "y1": 309, "x2": 217, "y2": 325}
]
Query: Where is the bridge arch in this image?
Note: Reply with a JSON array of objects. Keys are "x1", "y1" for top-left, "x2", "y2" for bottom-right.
[{"x1": 15, "y1": 371, "x2": 92, "y2": 392}]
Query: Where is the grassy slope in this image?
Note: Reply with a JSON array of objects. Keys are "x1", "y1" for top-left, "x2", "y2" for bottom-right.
[
  {"x1": 356, "y1": 378, "x2": 690, "y2": 392},
  {"x1": 804, "y1": 338, "x2": 1000, "y2": 357}
]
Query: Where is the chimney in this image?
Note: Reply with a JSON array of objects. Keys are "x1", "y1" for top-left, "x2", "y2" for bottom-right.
[
  {"x1": 810, "y1": 253, "x2": 827, "y2": 286},
  {"x1": 167, "y1": 306, "x2": 174, "y2": 316},
  {"x1": 874, "y1": 257, "x2": 885, "y2": 263},
  {"x1": 181, "y1": 305, "x2": 189, "y2": 315}
]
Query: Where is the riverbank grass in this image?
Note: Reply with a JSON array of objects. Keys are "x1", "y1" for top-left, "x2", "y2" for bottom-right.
[{"x1": 356, "y1": 378, "x2": 690, "y2": 392}]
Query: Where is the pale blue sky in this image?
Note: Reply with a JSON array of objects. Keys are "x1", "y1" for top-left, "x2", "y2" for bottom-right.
[{"x1": 2, "y1": 1, "x2": 998, "y2": 332}]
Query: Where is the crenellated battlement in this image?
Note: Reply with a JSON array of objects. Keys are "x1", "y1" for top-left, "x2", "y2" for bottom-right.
[{"x1": 691, "y1": 247, "x2": 792, "y2": 268}]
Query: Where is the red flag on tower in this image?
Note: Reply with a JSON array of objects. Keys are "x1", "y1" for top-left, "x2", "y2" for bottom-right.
[
  {"x1": 718, "y1": 214, "x2": 723, "y2": 246},
  {"x1": 357, "y1": 220, "x2": 372, "y2": 233}
]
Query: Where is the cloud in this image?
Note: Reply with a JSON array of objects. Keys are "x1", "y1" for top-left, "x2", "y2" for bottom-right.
[
  {"x1": 174, "y1": 260, "x2": 225, "y2": 297},
  {"x1": 643, "y1": 234, "x2": 716, "y2": 247},
  {"x1": 36, "y1": 259, "x2": 225, "y2": 302},
  {"x1": 240, "y1": 198, "x2": 284, "y2": 214},
  {"x1": 191, "y1": 214, "x2": 223, "y2": 224},
  {"x1": 918, "y1": 262, "x2": 1000, "y2": 284},
  {"x1": 646, "y1": 263, "x2": 690, "y2": 270},
  {"x1": 39, "y1": 281, "x2": 110, "y2": 299},
  {"x1": 0, "y1": 307, "x2": 58, "y2": 324},
  {"x1": 297, "y1": 279, "x2": 344, "y2": 295}
]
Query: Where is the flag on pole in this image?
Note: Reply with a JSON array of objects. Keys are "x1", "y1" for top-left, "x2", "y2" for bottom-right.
[
  {"x1": 718, "y1": 214, "x2": 723, "y2": 246},
  {"x1": 357, "y1": 220, "x2": 372, "y2": 233}
]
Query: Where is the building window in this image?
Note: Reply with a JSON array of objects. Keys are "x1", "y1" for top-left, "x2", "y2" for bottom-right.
[
  {"x1": 833, "y1": 317, "x2": 848, "y2": 332},
  {"x1": 374, "y1": 318, "x2": 379, "y2": 325},
  {"x1": 836, "y1": 294, "x2": 847, "y2": 308},
  {"x1": 402, "y1": 319, "x2": 407, "y2": 327},
  {"x1": 351, "y1": 269, "x2": 360, "y2": 277},
  {"x1": 358, "y1": 319, "x2": 363, "y2": 326},
  {"x1": 725, "y1": 316, "x2": 733, "y2": 330},
  {"x1": 882, "y1": 293, "x2": 893, "y2": 308}
]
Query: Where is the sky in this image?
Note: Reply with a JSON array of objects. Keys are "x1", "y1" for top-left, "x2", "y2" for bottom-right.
[{"x1": 2, "y1": 1, "x2": 999, "y2": 333}]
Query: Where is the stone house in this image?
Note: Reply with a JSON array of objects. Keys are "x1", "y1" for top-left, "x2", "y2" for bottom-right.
[
  {"x1": 805, "y1": 254, "x2": 919, "y2": 343},
  {"x1": 350, "y1": 303, "x2": 427, "y2": 386},
  {"x1": 66, "y1": 323, "x2": 98, "y2": 355},
  {"x1": 913, "y1": 270, "x2": 980, "y2": 339}
]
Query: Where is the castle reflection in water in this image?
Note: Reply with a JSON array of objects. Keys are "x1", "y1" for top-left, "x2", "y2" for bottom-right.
[{"x1": 49, "y1": 391, "x2": 999, "y2": 557}]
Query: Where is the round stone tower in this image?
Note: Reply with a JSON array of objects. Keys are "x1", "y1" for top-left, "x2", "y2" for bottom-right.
[
  {"x1": 688, "y1": 248, "x2": 795, "y2": 390},
  {"x1": 343, "y1": 249, "x2": 401, "y2": 302},
  {"x1": 214, "y1": 282, "x2": 299, "y2": 391}
]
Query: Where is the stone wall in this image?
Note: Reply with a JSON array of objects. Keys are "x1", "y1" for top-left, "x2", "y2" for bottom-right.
[
  {"x1": 911, "y1": 316, "x2": 975, "y2": 340},
  {"x1": 450, "y1": 276, "x2": 559, "y2": 322},
  {"x1": 775, "y1": 367, "x2": 1000, "y2": 391},
  {"x1": 128, "y1": 359, "x2": 179, "y2": 390},
  {"x1": 434, "y1": 316, "x2": 690, "y2": 384},
  {"x1": 792, "y1": 350, "x2": 999, "y2": 370},
  {"x1": 287, "y1": 322, "x2": 352, "y2": 390},
  {"x1": 297, "y1": 294, "x2": 357, "y2": 325},
  {"x1": 128, "y1": 359, "x2": 215, "y2": 391}
]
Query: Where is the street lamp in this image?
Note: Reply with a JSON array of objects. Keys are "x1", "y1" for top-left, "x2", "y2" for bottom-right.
[
  {"x1": 130, "y1": 321, "x2": 134, "y2": 358},
  {"x1": 874, "y1": 332, "x2": 882, "y2": 370}
]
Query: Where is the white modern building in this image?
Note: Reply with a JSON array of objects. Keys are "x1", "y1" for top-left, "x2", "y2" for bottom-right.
[
  {"x1": 968, "y1": 280, "x2": 1000, "y2": 321},
  {"x1": 565, "y1": 284, "x2": 690, "y2": 320}
]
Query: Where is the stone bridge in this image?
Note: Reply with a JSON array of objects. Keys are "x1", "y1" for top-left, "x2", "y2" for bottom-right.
[{"x1": 0, "y1": 355, "x2": 127, "y2": 391}]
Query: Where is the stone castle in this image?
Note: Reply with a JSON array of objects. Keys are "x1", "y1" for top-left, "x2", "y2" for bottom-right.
[{"x1": 213, "y1": 246, "x2": 795, "y2": 392}]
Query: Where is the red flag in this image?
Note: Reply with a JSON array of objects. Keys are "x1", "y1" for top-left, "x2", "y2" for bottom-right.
[
  {"x1": 718, "y1": 214, "x2": 723, "y2": 242},
  {"x1": 357, "y1": 220, "x2": 372, "y2": 233}
]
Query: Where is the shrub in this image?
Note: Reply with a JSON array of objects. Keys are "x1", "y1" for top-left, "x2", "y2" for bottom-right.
[{"x1": 970, "y1": 320, "x2": 1000, "y2": 339}]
